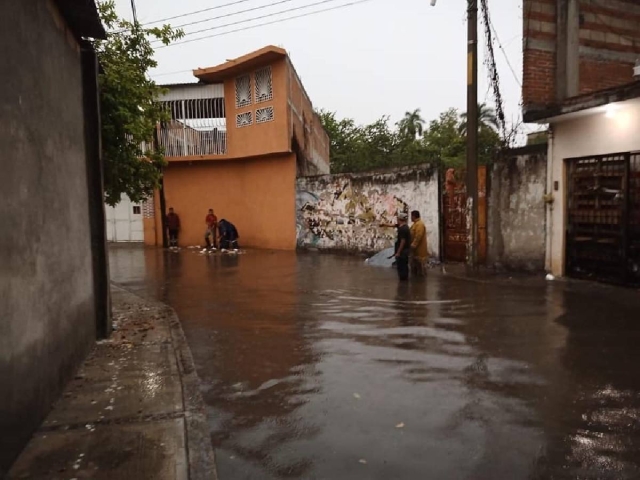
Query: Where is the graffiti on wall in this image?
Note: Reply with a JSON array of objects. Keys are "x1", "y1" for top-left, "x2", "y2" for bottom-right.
[{"x1": 296, "y1": 168, "x2": 440, "y2": 256}]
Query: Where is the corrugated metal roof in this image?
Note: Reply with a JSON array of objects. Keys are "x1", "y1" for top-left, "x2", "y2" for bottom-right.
[{"x1": 54, "y1": 0, "x2": 106, "y2": 39}]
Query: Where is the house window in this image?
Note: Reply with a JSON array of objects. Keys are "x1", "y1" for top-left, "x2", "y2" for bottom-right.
[
  {"x1": 236, "y1": 111, "x2": 253, "y2": 128},
  {"x1": 255, "y1": 66, "x2": 273, "y2": 103},
  {"x1": 235, "y1": 75, "x2": 251, "y2": 108},
  {"x1": 256, "y1": 106, "x2": 274, "y2": 124},
  {"x1": 132, "y1": 206, "x2": 141, "y2": 215}
]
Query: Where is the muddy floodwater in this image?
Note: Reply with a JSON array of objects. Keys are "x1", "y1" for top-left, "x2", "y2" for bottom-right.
[{"x1": 109, "y1": 247, "x2": 640, "y2": 480}]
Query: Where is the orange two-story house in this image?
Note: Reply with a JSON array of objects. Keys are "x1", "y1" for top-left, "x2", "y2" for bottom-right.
[{"x1": 143, "y1": 46, "x2": 330, "y2": 250}]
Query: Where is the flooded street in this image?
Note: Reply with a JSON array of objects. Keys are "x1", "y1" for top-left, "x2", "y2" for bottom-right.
[{"x1": 109, "y1": 247, "x2": 640, "y2": 480}]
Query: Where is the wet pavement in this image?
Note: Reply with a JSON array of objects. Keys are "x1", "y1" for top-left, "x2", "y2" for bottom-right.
[
  {"x1": 8, "y1": 286, "x2": 215, "y2": 480},
  {"x1": 109, "y1": 247, "x2": 640, "y2": 480}
]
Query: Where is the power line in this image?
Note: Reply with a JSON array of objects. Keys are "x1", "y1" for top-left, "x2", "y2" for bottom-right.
[
  {"x1": 142, "y1": 0, "x2": 255, "y2": 25},
  {"x1": 157, "y1": 0, "x2": 375, "y2": 49},
  {"x1": 479, "y1": 0, "x2": 507, "y2": 140},
  {"x1": 172, "y1": 0, "x2": 296, "y2": 30},
  {"x1": 488, "y1": 17, "x2": 521, "y2": 87},
  {"x1": 153, "y1": 0, "x2": 355, "y2": 44}
]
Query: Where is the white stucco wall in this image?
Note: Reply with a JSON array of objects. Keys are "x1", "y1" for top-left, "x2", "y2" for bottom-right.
[
  {"x1": 297, "y1": 166, "x2": 440, "y2": 257},
  {"x1": 547, "y1": 97, "x2": 640, "y2": 276}
]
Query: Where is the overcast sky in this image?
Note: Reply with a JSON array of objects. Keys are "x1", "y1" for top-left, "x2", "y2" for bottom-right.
[{"x1": 113, "y1": 0, "x2": 531, "y2": 135}]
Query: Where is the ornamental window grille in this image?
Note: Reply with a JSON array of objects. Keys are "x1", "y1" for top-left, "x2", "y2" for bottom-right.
[
  {"x1": 256, "y1": 106, "x2": 274, "y2": 124},
  {"x1": 255, "y1": 66, "x2": 273, "y2": 103},
  {"x1": 235, "y1": 75, "x2": 251, "y2": 108},
  {"x1": 236, "y1": 111, "x2": 252, "y2": 128}
]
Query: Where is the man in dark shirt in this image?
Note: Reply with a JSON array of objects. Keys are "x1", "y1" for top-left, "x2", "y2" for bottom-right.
[
  {"x1": 394, "y1": 212, "x2": 411, "y2": 281},
  {"x1": 166, "y1": 207, "x2": 181, "y2": 248},
  {"x1": 217, "y1": 219, "x2": 239, "y2": 250}
]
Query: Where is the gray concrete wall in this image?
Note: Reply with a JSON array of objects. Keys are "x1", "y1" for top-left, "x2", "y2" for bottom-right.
[
  {"x1": 0, "y1": 0, "x2": 98, "y2": 472},
  {"x1": 297, "y1": 165, "x2": 440, "y2": 257},
  {"x1": 487, "y1": 145, "x2": 548, "y2": 271}
]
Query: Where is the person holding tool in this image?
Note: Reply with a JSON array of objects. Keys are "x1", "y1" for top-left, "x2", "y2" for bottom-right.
[{"x1": 382, "y1": 212, "x2": 411, "y2": 281}]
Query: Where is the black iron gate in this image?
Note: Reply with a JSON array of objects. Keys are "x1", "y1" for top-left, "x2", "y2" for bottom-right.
[{"x1": 566, "y1": 152, "x2": 640, "y2": 285}]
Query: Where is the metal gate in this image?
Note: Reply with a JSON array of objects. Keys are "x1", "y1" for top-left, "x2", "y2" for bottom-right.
[
  {"x1": 443, "y1": 166, "x2": 487, "y2": 263},
  {"x1": 565, "y1": 152, "x2": 640, "y2": 285},
  {"x1": 105, "y1": 194, "x2": 144, "y2": 242}
]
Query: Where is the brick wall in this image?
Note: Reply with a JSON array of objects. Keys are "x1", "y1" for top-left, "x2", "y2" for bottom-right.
[
  {"x1": 523, "y1": 49, "x2": 556, "y2": 106},
  {"x1": 579, "y1": 58, "x2": 635, "y2": 94},
  {"x1": 523, "y1": 0, "x2": 640, "y2": 113}
]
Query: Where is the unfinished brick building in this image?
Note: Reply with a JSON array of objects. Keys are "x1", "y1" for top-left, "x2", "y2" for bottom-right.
[
  {"x1": 523, "y1": 0, "x2": 640, "y2": 285},
  {"x1": 523, "y1": 0, "x2": 640, "y2": 120}
]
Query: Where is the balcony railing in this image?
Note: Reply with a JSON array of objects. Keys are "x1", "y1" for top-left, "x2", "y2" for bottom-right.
[{"x1": 157, "y1": 84, "x2": 226, "y2": 157}]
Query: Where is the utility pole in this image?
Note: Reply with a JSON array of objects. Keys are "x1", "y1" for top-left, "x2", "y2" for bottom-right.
[
  {"x1": 430, "y1": 0, "x2": 479, "y2": 267},
  {"x1": 466, "y1": 0, "x2": 479, "y2": 269}
]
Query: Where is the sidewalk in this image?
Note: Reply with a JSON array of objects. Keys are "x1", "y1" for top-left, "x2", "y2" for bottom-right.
[{"x1": 8, "y1": 286, "x2": 216, "y2": 480}]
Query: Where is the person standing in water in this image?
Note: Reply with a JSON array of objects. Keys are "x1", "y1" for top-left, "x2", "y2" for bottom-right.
[
  {"x1": 204, "y1": 209, "x2": 218, "y2": 250},
  {"x1": 410, "y1": 210, "x2": 428, "y2": 276},
  {"x1": 166, "y1": 207, "x2": 180, "y2": 248},
  {"x1": 393, "y1": 212, "x2": 411, "y2": 281}
]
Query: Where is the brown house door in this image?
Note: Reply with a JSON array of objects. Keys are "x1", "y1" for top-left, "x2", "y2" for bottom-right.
[
  {"x1": 443, "y1": 166, "x2": 487, "y2": 263},
  {"x1": 565, "y1": 152, "x2": 640, "y2": 285}
]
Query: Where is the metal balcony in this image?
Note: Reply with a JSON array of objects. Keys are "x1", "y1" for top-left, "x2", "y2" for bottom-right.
[{"x1": 157, "y1": 83, "x2": 226, "y2": 158}]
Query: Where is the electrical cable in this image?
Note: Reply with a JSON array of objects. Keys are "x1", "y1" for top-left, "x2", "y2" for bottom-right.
[
  {"x1": 142, "y1": 0, "x2": 255, "y2": 25},
  {"x1": 488, "y1": 17, "x2": 521, "y2": 87},
  {"x1": 156, "y1": 0, "x2": 375, "y2": 49},
  {"x1": 479, "y1": 0, "x2": 507, "y2": 140},
  {"x1": 152, "y1": 0, "x2": 358, "y2": 44},
  {"x1": 171, "y1": 0, "x2": 296, "y2": 30}
]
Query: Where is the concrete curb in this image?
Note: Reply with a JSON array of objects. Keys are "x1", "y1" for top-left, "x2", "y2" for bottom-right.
[{"x1": 112, "y1": 285, "x2": 217, "y2": 480}]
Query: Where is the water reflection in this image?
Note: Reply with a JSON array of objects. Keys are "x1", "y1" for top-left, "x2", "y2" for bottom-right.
[{"x1": 109, "y1": 248, "x2": 640, "y2": 480}]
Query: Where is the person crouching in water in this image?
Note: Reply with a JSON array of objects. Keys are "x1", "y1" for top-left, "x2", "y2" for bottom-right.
[
  {"x1": 217, "y1": 219, "x2": 240, "y2": 250},
  {"x1": 410, "y1": 210, "x2": 428, "y2": 276}
]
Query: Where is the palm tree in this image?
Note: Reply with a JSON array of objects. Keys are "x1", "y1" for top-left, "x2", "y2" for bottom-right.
[
  {"x1": 397, "y1": 108, "x2": 425, "y2": 140},
  {"x1": 459, "y1": 103, "x2": 499, "y2": 135}
]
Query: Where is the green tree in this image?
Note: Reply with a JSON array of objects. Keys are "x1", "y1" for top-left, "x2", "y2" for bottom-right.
[
  {"x1": 458, "y1": 102, "x2": 499, "y2": 136},
  {"x1": 317, "y1": 110, "x2": 405, "y2": 173},
  {"x1": 317, "y1": 106, "x2": 502, "y2": 173},
  {"x1": 316, "y1": 110, "x2": 362, "y2": 173},
  {"x1": 94, "y1": 1, "x2": 183, "y2": 206},
  {"x1": 422, "y1": 108, "x2": 466, "y2": 167},
  {"x1": 477, "y1": 124, "x2": 502, "y2": 165},
  {"x1": 397, "y1": 108, "x2": 425, "y2": 140}
]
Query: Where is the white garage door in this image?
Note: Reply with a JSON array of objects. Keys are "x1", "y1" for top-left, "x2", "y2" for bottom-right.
[{"x1": 105, "y1": 194, "x2": 144, "y2": 242}]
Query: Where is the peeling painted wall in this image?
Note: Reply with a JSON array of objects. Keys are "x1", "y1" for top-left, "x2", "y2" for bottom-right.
[
  {"x1": 487, "y1": 145, "x2": 547, "y2": 271},
  {"x1": 296, "y1": 165, "x2": 440, "y2": 257}
]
